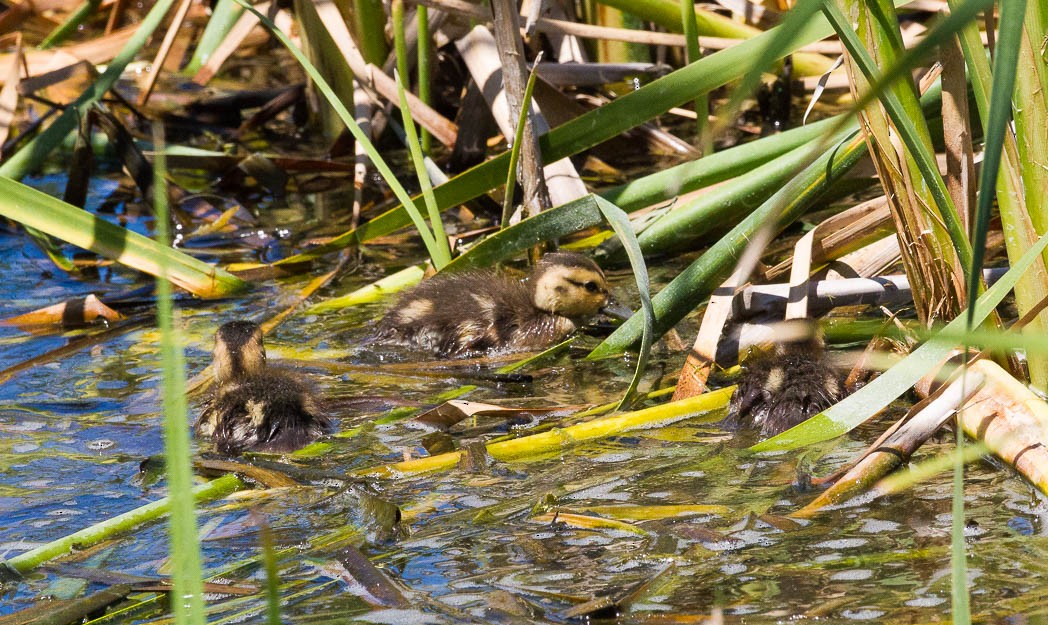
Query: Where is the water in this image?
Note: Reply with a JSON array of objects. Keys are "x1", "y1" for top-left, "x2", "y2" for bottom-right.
[{"x1": 2, "y1": 162, "x2": 1048, "y2": 625}]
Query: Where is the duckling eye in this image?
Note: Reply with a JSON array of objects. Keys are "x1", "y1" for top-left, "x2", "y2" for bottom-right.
[{"x1": 584, "y1": 281, "x2": 600, "y2": 293}]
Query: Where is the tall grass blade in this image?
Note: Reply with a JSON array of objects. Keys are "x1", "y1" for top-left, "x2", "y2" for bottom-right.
[
  {"x1": 153, "y1": 130, "x2": 206, "y2": 625},
  {"x1": 966, "y1": 0, "x2": 1026, "y2": 327},
  {"x1": 753, "y1": 231, "x2": 1048, "y2": 452},
  {"x1": 591, "y1": 196, "x2": 653, "y2": 409},
  {"x1": 393, "y1": 0, "x2": 450, "y2": 268},
  {"x1": 953, "y1": 2, "x2": 1026, "y2": 620}
]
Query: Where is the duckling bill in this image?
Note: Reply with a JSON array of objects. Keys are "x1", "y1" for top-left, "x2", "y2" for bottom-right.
[
  {"x1": 196, "y1": 320, "x2": 331, "y2": 454},
  {"x1": 723, "y1": 333, "x2": 844, "y2": 438},
  {"x1": 374, "y1": 252, "x2": 624, "y2": 357}
]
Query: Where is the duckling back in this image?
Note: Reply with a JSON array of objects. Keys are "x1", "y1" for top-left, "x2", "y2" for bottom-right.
[
  {"x1": 200, "y1": 370, "x2": 330, "y2": 454},
  {"x1": 374, "y1": 271, "x2": 576, "y2": 357},
  {"x1": 724, "y1": 340, "x2": 843, "y2": 437}
]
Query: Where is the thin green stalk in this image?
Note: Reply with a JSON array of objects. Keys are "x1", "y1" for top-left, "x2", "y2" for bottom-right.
[
  {"x1": 502, "y1": 53, "x2": 544, "y2": 228},
  {"x1": 951, "y1": 411, "x2": 969, "y2": 623},
  {"x1": 953, "y1": 1, "x2": 1025, "y2": 620},
  {"x1": 154, "y1": 133, "x2": 205, "y2": 625},
  {"x1": 417, "y1": 4, "x2": 432, "y2": 153},
  {"x1": 39, "y1": 0, "x2": 101, "y2": 49},
  {"x1": 679, "y1": 0, "x2": 709, "y2": 153},
  {"x1": 256, "y1": 514, "x2": 281, "y2": 625},
  {"x1": 183, "y1": 0, "x2": 243, "y2": 75},
  {"x1": 2, "y1": 474, "x2": 243, "y2": 574},
  {"x1": 393, "y1": 0, "x2": 450, "y2": 268}
]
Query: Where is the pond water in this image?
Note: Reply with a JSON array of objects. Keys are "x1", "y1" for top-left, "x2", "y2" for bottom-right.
[{"x1": 2, "y1": 145, "x2": 1048, "y2": 625}]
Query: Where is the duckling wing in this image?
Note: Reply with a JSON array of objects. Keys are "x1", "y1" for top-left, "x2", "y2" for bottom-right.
[{"x1": 376, "y1": 272, "x2": 526, "y2": 356}]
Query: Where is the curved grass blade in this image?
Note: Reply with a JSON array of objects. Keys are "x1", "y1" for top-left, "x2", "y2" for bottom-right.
[
  {"x1": 592, "y1": 196, "x2": 654, "y2": 409},
  {"x1": 752, "y1": 231, "x2": 1048, "y2": 452}
]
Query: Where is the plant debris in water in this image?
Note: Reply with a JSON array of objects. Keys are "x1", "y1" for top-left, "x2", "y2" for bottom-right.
[{"x1": 1, "y1": 0, "x2": 1047, "y2": 623}]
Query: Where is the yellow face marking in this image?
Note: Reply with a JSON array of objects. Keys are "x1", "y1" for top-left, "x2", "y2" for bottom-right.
[
  {"x1": 213, "y1": 327, "x2": 265, "y2": 384},
  {"x1": 532, "y1": 266, "x2": 609, "y2": 318}
]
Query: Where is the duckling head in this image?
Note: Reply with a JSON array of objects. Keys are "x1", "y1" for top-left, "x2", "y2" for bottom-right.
[
  {"x1": 212, "y1": 320, "x2": 267, "y2": 385},
  {"x1": 529, "y1": 252, "x2": 611, "y2": 319}
]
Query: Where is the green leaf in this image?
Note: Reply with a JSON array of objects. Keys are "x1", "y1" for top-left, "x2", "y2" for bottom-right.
[
  {"x1": 0, "y1": 176, "x2": 246, "y2": 297},
  {"x1": 591, "y1": 196, "x2": 655, "y2": 409}
]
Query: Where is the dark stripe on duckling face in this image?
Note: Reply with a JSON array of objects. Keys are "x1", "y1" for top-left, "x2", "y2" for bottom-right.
[{"x1": 213, "y1": 320, "x2": 266, "y2": 384}]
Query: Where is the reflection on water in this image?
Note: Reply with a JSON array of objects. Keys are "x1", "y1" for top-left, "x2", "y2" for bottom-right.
[{"x1": 3, "y1": 181, "x2": 1048, "y2": 625}]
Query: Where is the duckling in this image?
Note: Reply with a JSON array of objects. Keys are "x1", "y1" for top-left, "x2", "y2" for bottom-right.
[
  {"x1": 196, "y1": 320, "x2": 331, "y2": 454},
  {"x1": 723, "y1": 328, "x2": 844, "y2": 438},
  {"x1": 374, "y1": 252, "x2": 625, "y2": 357}
]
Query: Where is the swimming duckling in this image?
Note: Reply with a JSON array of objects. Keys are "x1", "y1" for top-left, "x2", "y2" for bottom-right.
[
  {"x1": 723, "y1": 327, "x2": 844, "y2": 438},
  {"x1": 374, "y1": 252, "x2": 625, "y2": 357},
  {"x1": 196, "y1": 320, "x2": 331, "y2": 454}
]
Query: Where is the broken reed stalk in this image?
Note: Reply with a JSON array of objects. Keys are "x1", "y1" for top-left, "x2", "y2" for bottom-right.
[
  {"x1": 792, "y1": 367, "x2": 984, "y2": 518},
  {"x1": 489, "y1": 0, "x2": 551, "y2": 219},
  {"x1": 502, "y1": 51, "x2": 544, "y2": 228},
  {"x1": 354, "y1": 388, "x2": 734, "y2": 478}
]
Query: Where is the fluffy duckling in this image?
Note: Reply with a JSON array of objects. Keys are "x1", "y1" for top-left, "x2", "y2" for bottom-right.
[
  {"x1": 723, "y1": 328, "x2": 844, "y2": 438},
  {"x1": 375, "y1": 252, "x2": 624, "y2": 357},
  {"x1": 196, "y1": 320, "x2": 331, "y2": 454}
]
